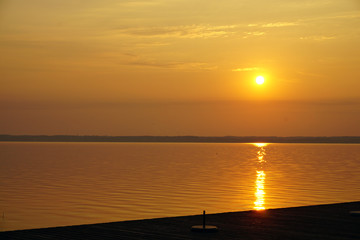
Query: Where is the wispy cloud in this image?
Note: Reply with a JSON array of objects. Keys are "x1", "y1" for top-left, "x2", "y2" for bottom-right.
[
  {"x1": 243, "y1": 31, "x2": 265, "y2": 38},
  {"x1": 247, "y1": 21, "x2": 299, "y2": 28},
  {"x1": 242, "y1": 21, "x2": 298, "y2": 38},
  {"x1": 114, "y1": 24, "x2": 238, "y2": 39},
  {"x1": 300, "y1": 36, "x2": 336, "y2": 41},
  {"x1": 232, "y1": 67, "x2": 259, "y2": 72},
  {"x1": 262, "y1": 22, "x2": 299, "y2": 28},
  {"x1": 123, "y1": 57, "x2": 217, "y2": 70}
]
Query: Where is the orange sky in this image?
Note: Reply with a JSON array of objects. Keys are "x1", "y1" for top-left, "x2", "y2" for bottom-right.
[{"x1": 1, "y1": 0, "x2": 359, "y2": 136}]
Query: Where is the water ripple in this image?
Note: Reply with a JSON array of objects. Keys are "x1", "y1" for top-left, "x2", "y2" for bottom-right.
[{"x1": 1, "y1": 142, "x2": 360, "y2": 231}]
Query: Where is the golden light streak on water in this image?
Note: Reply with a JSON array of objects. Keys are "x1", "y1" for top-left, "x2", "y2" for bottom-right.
[
  {"x1": 254, "y1": 143, "x2": 267, "y2": 148},
  {"x1": 253, "y1": 143, "x2": 267, "y2": 210},
  {"x1": 254, "y1": 170, "x2": 266, "y2": 210}
]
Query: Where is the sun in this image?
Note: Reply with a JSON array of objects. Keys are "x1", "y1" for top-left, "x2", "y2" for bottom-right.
[{"x1": 256, "y1": 76, "x2": 265, "y2": 85}]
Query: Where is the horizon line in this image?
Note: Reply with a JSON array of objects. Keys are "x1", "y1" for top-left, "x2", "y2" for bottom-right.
[{"x1": 1, "y1": 135, "x2": 359, "y2": 143}]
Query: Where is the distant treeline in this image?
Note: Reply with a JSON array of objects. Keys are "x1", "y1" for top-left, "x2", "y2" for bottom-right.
[{"x1": 0, "y1": 135, "x2": 359, "y2": 143}]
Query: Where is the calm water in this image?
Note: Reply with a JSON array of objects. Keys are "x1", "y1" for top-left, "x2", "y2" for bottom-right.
[{"x1": 0, "y1": 142, "x2": 359, "y2": 231}]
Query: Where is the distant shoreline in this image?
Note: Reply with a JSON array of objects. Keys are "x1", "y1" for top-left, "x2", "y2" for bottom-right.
[{"x1": 0, "y1": 135, "x2": 359, "y2": 143}]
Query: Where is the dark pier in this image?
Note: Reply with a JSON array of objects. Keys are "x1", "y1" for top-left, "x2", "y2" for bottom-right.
[{"x1": 1, "y1": 201, "x2": 359, "y2": 239}]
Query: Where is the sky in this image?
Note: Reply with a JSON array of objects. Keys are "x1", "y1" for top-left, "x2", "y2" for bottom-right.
[{"x1": 1, "y1": 0, "x2": 359, "y2": 136}]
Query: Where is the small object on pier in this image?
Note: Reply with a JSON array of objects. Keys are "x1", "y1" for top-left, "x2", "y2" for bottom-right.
[
  {"x1": 191, "y1": 210, "x2": 218, "y2": 232},
  {"x1": 349, "y1": 211, "x2": 360, "y2": 216}
]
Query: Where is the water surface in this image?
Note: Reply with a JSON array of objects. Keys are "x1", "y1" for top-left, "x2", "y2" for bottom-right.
[{"x1": 0, "y1": 142, "x2": 359, "y2": 231}]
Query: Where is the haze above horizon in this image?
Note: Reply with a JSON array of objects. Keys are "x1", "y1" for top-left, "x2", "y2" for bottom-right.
[{"x1": 1, "y1": 0, "x2": 359, "y2": 136}]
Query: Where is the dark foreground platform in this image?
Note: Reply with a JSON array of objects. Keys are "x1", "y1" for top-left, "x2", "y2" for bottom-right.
[{"x1": 1, "y1": 201, "x2": 360, "y2": 239}]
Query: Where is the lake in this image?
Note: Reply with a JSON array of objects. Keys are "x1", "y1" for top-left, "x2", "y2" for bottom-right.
[{"x1": 0, "y1": 142, "x2": 359, "y2": 231}]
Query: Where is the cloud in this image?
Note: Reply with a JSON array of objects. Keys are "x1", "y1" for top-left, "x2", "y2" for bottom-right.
[
  {"x1": 247, "y1": 21, "x2": 299, "y2": 28},
  {"x1": 242, "y1": 21, "x2": 298, "y2": 39},
  {"x1": 232, "y1": 67, "x2": 259, "y2": 72},
  {"x1": 262, "y1": 22, "x2": 299, "y2": 28},
  {"x1": 114, "y1": 24, "x2": 238, "y2": 39},
  {"x1": 122, "y1": 56, "x2": 217, "y2": 70},
  {"x1": 300, "y1": 36, "x2": 336, "y2": 41},
  {"x1": 129, "y1": 61, "x2": 217, "y2": 70},
  {"x1": 242, "y1": 31, "x2": 265, "y2": 38}
]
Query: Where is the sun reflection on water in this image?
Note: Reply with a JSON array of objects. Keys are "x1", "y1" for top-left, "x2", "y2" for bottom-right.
[
  {"x1": 253, "y1": 143, "x2": 267, "y2": 210},
  {"x1": 254, "y1": 170, "x2": 266, "y2": 210}
]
